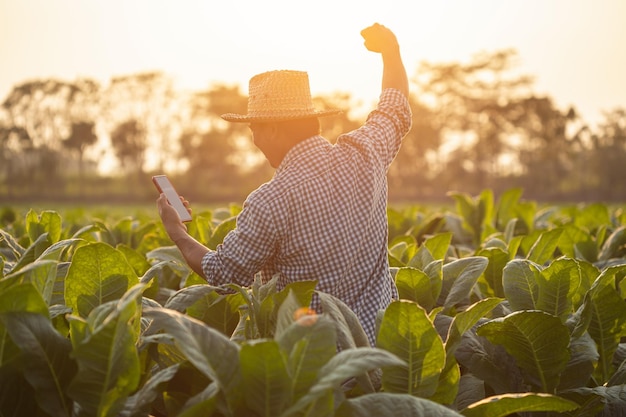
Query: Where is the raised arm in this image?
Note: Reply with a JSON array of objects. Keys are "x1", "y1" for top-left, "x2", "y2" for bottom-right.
[{"x1": 361, "y1": 23, "x2": 409, "y2": 98}]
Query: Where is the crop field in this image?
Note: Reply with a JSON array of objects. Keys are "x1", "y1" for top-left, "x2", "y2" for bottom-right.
[{"x1": 1, "y1": 188, "x2": 626, "y2": 417}]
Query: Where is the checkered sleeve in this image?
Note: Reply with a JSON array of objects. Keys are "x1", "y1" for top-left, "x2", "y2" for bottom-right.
[
  {"x1": 201, "y1": 196, "x2": 278, "y2": 287},
  {"x1": 338, "y1": 88, "x2": 412, "y2": 168}
]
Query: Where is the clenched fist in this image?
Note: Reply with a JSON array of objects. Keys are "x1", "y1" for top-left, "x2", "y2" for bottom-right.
[{"x1": 360, "y1": 23, "x2": 399, "y2": 55}]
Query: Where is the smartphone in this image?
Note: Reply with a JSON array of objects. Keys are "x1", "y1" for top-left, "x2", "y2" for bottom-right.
[{"x1": 152, "y1": 175, "x2": 193, "y2": 223}]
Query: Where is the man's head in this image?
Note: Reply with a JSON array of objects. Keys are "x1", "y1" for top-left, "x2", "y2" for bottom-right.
[
  {"x1": 249, "y1": 117, "x2": 320, "y2": 168},
  {"x1": 221, "y1": 70, "x2": 339, "y2": 167}
]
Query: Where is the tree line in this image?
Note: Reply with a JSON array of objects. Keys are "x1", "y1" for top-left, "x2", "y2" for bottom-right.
[{"x1": 1, "y1": 49, "x2": 625, "y2": 205}]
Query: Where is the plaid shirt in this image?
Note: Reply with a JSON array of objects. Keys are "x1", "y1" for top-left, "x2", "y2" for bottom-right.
[{"x1": 202, "y1": 88, "x2": 412, "y2": 345}]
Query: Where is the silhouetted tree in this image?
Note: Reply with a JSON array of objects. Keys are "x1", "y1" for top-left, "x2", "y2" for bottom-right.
[
  {"x1": 413, "y1": 49, "x2": 534, "y2": 194},
  {"x1": 110, "y1": 119, "x2": 147, "y2": 180},
  {"x1": 63, "y1": 120, "x2": 98, "y2": 192},
  {"x1": 102, "y1": 72, "x2": 182, "y2": 174},
  {"x1": 513, "y1": 98, "x2": 581, "y2": 198},
  {"x1": 588, "y1": 108, "x2": 626, "y2": 200}
]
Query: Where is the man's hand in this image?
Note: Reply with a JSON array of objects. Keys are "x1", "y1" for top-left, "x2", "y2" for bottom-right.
[
  {"x1": 360, "y1": 23, "x2": 400, "y2": 55},
  {"x1": 156, "y1": 193, "x2": 190, "y2": 243},
  {"x1": 360, "y1": 23, "x2": 408, "y2": 97}
]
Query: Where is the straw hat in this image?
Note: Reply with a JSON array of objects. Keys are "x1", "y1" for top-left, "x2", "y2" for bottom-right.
[{"x1": 221, "y1": 70, "x2": 341, "y2": 123}]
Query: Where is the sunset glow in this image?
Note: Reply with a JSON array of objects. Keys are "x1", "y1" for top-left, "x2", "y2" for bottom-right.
[{"x1": 2, "y1": 0, "x2": 625, "y2": 128}]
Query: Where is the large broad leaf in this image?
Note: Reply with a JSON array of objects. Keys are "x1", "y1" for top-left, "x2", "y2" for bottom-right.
[
  {"x1": 240, "y1": 340, "x2": 291, "y2": 417},
  {"x1": 585, "y1": 265, "x2": 626, "y2": 383},
  {"x1": 318, "y1": 291, "x2": 370, "y2": 349},
  {"x1": 395, "y1": 266, "x2": 440, "y2": 311},
  {"x1": 558, "y1": 332, "x2": 598, "y2": 391},
  {"x1": 278, "y1": 314, "x2": 337, "y2": 401},
  {"x1": 561, "y1": 384, "x2": 626, "y2": 416},
  {"x1": 477, "y1": 247, "x2": 509, "y2": 297},
  {"x1": 502, "y1": 259, "x2": 541, "y2": 311},
  {"x1": 461, "y1": 392, "x2": 579, "y2": 417},
  {"x1": 377, "y1": 300, "x2": 445, "y2": 398},
  {"x1": 280, "y1": 347, "x2": 405, "y2": 417},
  {"x1": 0, "y1": 365, "x2": 39, "y2": 416},
  {"x1": 2, "y1": 312, "x2": 77, "y2": 417},
  {"x1": 9, "y1": 232, "x2": 53, "y2": 274},
  {"x1": 67, "y1": 284, "x2": 144, "y2": 417},
  {"x1": 598, "y1": 225, "x2": 626, "y2": 261},
  {"x1": 26, "y1": 209, "x2": 62, "y2": 245},
  {"x1": 119, "y1": 364, "x2": 180, "y2": 417},
  {"x1": 526, "y1": 228, "x2": 564, "y2": 266},
  {"x1": 0, "y1": 281, "x2": 49, "y2": 316},
  {"x1": 424, "y1": 232, "x2": 452, "y2": 261},
  {"x1": 163, "y1": 285, "x2": 240, "y2": 336},
  {"x1": 431, "y1": 298, "x2": 503, "y2": 405},
  {"x1": 142, "y1": 307, "x2": 242, "y2": 412},
  {"x1": 477, "y1": 310, "x2": 570, "y2": 393},
  {"x1": 535, "y1": 257, "x2": 581, "y2": 321},
  {"x1": 439, "y1": 257, "x2": 489, "y2": 313},
  {"x1": 448, "y1": 190, "x2": 494, "y2": 247},
  {"x1": 4, "y1": 259, "x2": 58, "y2": 305},
  {"x1": 336, "y1": 393, "x2": 464, "y2": 417},
  {"x1": 65, "y1": 242, "x2": 138, "y2": 317},
  {"x1": 559, "y1": 224, "x2": 593, "y2": 259}
]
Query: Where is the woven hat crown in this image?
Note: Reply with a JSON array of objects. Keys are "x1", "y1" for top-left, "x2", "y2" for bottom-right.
[{"x1": 221, "y1": 70, "x2": 341, "y2": 122}]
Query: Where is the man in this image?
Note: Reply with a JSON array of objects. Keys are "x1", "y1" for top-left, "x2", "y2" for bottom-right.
[{"x1": 157, "y1": 23, "x2": 411, "y2": 346}]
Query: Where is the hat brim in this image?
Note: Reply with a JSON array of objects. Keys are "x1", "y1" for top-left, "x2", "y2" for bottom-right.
[{"x1": 221, "y1": 109, "x2": 342, "y2": 123}]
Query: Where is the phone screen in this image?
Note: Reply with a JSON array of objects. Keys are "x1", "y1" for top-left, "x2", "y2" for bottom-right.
[{"x1": 152, "y1": 175, "x2": 193, "y2": 222}]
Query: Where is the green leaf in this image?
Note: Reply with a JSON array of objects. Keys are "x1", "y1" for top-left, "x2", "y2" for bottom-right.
[
  {"x1": 477, "y1": 310, "x2": 570, "y2": 393},
  {"x1": 477, "y1": 247, "x2": 509, "y2": 297},
  {"x1": 281, "y1": 347, "x2": 405, "y2": 417},
  {"x1": 275, "y1": 289, "x2": 305, "y2": 338},
  {"x1": 67, "y1": 284, "x2": 144, "y2": 417},
  {"x1": 598, "y1": 225, "x2": 626, "y2": 261},
  {"x1": 494, "y1": 187, "x2": 523, "y2": 230},
  {"x1": 445, "y1": 298, "x2": 504, "y2": 358},
  {"x1": 586, "y1": 265, "x2": 626, "y2": 383},
  {"x1": 461, "y1": 392, "x2": 578, "y2": 417},
  {"x1": 2, "y1": 312, "x2": 77, "y2": 417},
  {"x1": 559, "y1": 224, "x2": 592, "y2": 259},
  {"x1": 558, "y1": 332, "x2": 598, "y2": 390},
  {"x1": 440, "y1": 257, "x2": 489, "y2": 312},
  {"x1": 424, "y1": 232, "x2": 452, "y2": 261},
  {"x1": 120, "y1": 364, "x2": 180, "y2": 417},
  {"x1": 116, "y1": 243, "x2": 151, "y2": 276},
  {"x1": 395, "y1": 267, "x2": 439, "y2": 311},
  {"x1": 65, "y1": 242, "x2": 137, "y2": 317},
  {"x1": 535, "y1": 258, "x2": 581, "y2": 321},
  {"x1": 4, "y1": 259, "x2": 58, "y2": 306},
  {"x1": 575, "y1": 203, "x2": 612, "y2": 233},
  {"x1": 240, "y1": 340, "x2": 291, "y2": 417},
  {"x1": 26, "y1": 209, "x2": 62, "y2": 245},
  {"x1": 318, "y1": 291, "x2": 370, "y2": 349},
  {"x1": 432, "y1": 298, "x2": 503, "y2": 405},
  {"x1": 277, "y1": 315, "x2": 337, "y2": 401},
  {"x1": 526, "y1": 228, "x2": 563, "y2": 265},
  {"x1": 502, "y1": 259, "x2": 541, "y2": 311},
  {"x1": 0, "y1": 281, "x2": 48, "y2": 316},
  {"x1": 10, "y1": 232, "x2": 53, "y2": 274},
  {"x1": 142, "y1": 307, "x2": 242, "y2": 411},
  {"x1": 336, "y1": 393, "x2": 464, "y2": 417},
  {"x1": 377, "y1": 300, "x2": 445, "y2": 397}
]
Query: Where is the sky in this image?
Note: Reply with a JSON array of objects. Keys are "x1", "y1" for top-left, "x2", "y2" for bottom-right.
[{"x1": 1, "y1": 0, "x2": 625, "y2": 128}]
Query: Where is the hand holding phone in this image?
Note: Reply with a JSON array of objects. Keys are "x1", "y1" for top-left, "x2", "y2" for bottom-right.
[{"x1": 152, "y1": 175, "x2": 193, "y2": 223}]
